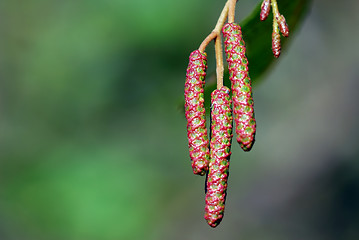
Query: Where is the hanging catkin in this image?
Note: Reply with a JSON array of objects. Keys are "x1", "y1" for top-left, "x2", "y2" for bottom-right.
[
  {"x1": 222, "y1": 23, "x2": 256, "y2": 151},
  {"x1": 205, "y1": 86, "x2": 233, "y2": 227},
  {"x1": 184, "y1": 50, "x2": 210, "y2": 175}
]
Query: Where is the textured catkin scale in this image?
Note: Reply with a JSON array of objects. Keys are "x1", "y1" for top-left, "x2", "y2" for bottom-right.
[
  {"x1": 260, "y1": 0, "x2": 271, "y2": 21},
  {"x1": 205, "y1": 86, "x2": 233, "y2": 228},
  {"x1": 184, "y1": 50, "x2": 210, "y2": 176},
  {"x1": 277, "y1": 14, "x2": 289, "y2": 37},
  {"x1": 222, "y1": 23, "x2": 256, "y2": 151},
  {"x1": 272, "y1": 29, "x2": 281, "y2": 58}
]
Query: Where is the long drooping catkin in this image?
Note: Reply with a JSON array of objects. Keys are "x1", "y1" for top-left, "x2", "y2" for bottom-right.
[
  {"x1": 205, "y1": 86, "x2": 233, "y2": 228},
  {"x1": 184, "y1": 50, "x2": 210, "y2": 176},
  {"x1": 222, "y1": 23, "x2": 256, "y2": 151}
]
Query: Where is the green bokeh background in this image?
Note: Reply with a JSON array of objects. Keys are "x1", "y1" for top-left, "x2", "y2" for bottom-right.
[{"x1": 1, "y1": 0, "x2": 358, "y2": 239}]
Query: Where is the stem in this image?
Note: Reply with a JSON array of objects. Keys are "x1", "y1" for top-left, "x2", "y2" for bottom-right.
[
  {"x1": 272, "y1": 13, "x2": 279, "y2": 34},
  {"x1": 198, "y1": 1, "x2": 230, "y2": 89},
  {"x1": 213, "y1": 1, "x2": 230, "y2": 35},
  {"x1": 215, "y1": 35, "x2": 224, "y2": 89},
  {"x1": 271, "y1": 0, "x2": 280, "y2": 19},
  {"x1": 228, "y1": 0, "x2": 237, "y2": 23},
  {"x1": 271, "y1": 0, "x2": 281, "y2": 58},
  {"x1": 199, "y1": 32, "x2": 217, "y2": 53},
  {"x1": 198, "y1": 1, "x2": 230, "y2": 53}
]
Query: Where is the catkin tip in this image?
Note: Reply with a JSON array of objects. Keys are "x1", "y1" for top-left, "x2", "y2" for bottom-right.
[
  {"x1": 206, "y1": 217, "x2": 222, "y2": 228},
  {"x1": 240, "y1": 141, "x2": 255, "y2": 152}
]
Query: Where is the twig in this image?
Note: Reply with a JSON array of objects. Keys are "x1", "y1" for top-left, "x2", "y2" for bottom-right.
[
  {"x1": 228, "y1": 0, "x2": 237, "y2": 23},
  {"x1": 215, "y1": 35, "x2": 224, "y2": 89},
  {"x1": 198, "y1": 1, "x2": 230, "y2": 53}
]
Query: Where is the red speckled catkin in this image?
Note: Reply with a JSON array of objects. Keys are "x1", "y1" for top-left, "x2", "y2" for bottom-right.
[
  {"x1": 260, "y1": 0, "x2": 271, "y2": 21},
  {"x1": 222, "y1": 23, "x2": 256, "y2": 151},
  {"x1": 272, "y1": 30, "x2": 281, "y2": 58},
  {"x1": 205, "y1": 86, "x2": 233, "y2": 228},
  {"x1": 184, "y1": 50, "x2": 210, "y2": 176},
  {"x1": 277, "y1": 14, "x2": 289, "y2": 37}
]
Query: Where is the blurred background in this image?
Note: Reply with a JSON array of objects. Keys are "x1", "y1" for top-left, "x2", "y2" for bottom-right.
[{"x1": 0, "y1": 0, "x2": 358, "y2": 239}]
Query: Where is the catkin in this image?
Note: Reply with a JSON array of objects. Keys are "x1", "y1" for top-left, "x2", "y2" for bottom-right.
[
  {"x1": 260, "y1": 0, "x2": 271, "y2": 21},
  {"x1": 272, "y1": 19, "x2": 281, "y2": 58},
  {"x1": 222, "y1": 23, "x2": 256, "y2": 151},
  {"x1": 205, "y1": 86, "x2": 233, "y2": 228},
  {"x1": 184, "y1": 50, "x2": 210, "y2": 176},
  {"x1": 277, "y1": 14, "x2": 289, "y2": 37}
]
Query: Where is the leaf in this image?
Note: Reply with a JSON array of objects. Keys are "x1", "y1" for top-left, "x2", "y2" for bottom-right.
[{"x1": 180, "y1": 0, "x2": 312, "y2": 112}]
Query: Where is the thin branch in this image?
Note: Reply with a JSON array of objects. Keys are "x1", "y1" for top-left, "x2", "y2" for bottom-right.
[
  {"x1": 213, "y1": 1, "x2": 230, "y2": 37},
  {"x1": 199, "y1": 32, "x2": 217, "y2": 53},
  {"x1": 215, "y1": 35, "x2": 224, "y2": 89},
  {"x1": 271, "y1": 0, "x2": 280, "y2": 19},
  {"x1": 228, "y1": 0, "x2": 237, "y2": 23},
  {"x1": 272, "y1": 13, "x2": 280, "y2": 34},
  {"x1": 199, "y1": 1, "x2": 230, "y2": 53}
]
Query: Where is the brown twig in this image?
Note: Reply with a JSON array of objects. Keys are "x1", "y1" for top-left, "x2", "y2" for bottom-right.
[
  {"x1": 215, "y1": 35, "x2": 224, "y2": 89},
  {"x1": 198, "y1": 1, "x2": 230, "y2": 53},
  {"x1": 228, "y1": 0, "x2": 237, "y2": 23},
  {"x1": 198, "y1": 1, "x2": 230, "y2": 89}
]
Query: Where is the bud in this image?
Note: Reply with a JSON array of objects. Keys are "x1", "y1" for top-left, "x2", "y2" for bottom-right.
[
  {"x1": 260, "y1": 0, "x2": 271, "y2": 21},
  {"x1": 272, "y1": 31, "x2": 281, "y2": 58},
  {"x1": 277, "y1": 14, "x2": 289, "y2": 37}
]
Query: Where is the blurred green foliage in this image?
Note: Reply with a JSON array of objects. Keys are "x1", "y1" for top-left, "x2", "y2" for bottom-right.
[{"x1": 0, "y1": 1, "x2": 206, "y2": 239}]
